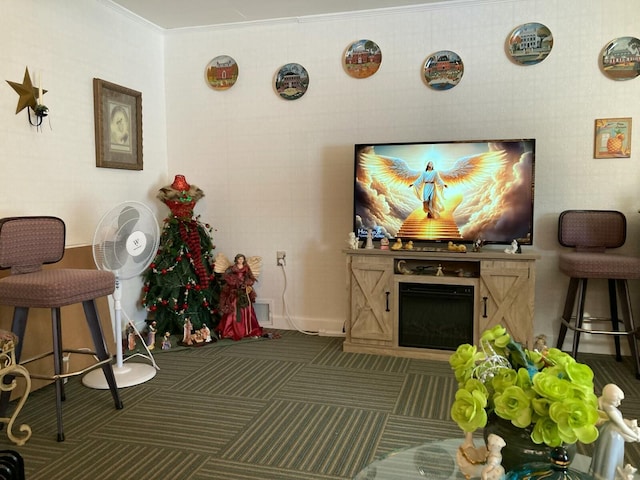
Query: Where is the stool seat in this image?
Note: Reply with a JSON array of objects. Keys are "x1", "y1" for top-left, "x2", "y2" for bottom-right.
[
  {"x1": 559, "y1": 252, "x2": 640, "y2": 280},
  {"x1": 0, "y1": 269, "x2": 115, "y2": 307},
  {"x1": 556, "y1": 210, "x2": 640, "y2": 379}
]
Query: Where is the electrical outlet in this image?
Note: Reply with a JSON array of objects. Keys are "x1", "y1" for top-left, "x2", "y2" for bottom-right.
[{"x1": 277, "y1": 251, "x2": 286, "y2": 266}]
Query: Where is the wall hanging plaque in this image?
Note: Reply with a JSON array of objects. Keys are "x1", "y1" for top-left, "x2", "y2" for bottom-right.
[
  {"x1": 205, "y1": 55, "x2": 239, "y2": 90},
  {"x1": 600, "y1": 37, "x2": 640, "y2": 81},
  {"x1": 423, "y1": 50, "x2": 464, "y2": 90},
  {"x1": 274, "y1": 63, "x2": 309, "y2": 100},
  {"x1": 506, "y1": 23, "x2": 553, "y2": 65},
  {"x1": 594, "y1": 118, "x2": 632, "y2": 158},
  {"x1": 343, "y1": 39, "x2": 382, "y2": 79}
]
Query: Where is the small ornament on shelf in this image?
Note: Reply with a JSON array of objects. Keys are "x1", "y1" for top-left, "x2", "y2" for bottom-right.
[
  {"x1": 347, "y1": 232, "x2": 359, "y2": 249},
  {"x1": 365, "y1": 229, "x2": 374, "y2": 249},
  {"x1": 504, "y1": 239, "x2": 521, "y2": 254}
]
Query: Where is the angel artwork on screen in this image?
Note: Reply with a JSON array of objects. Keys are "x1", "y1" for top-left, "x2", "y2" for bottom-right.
[
  {"x1": 359, "y1": 146, "x2": 507, "y2": 238},
  {"x1": 214, "y1": 253, "x2": 263, "y2": 341},
  {"x1": 355, "y1": 142, "x2": 537, "y2": 242}
]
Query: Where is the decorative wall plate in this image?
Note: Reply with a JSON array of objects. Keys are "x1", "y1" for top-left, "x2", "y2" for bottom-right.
[
  {"x1": 205, "y1": 55, "x2": 239, "y2": 90},
  {"x1": 423, "y1": 50, "x2": 464, "y2": 90},
  {"x1": 344, "y1": 39, "x2": 382, "y2": 79},
  {"x1": 600, "y1": 37, "x2": 640, "y2": 81},
  {"x1": 274, "y1": 63, "x2": 309, "y2": 100},
  {"x1": 506, "y1": 23, "x2": 553, "y2": 65}
]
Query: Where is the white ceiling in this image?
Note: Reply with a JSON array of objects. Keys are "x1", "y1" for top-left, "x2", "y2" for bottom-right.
[{"x1": 107, "y1": 0, "x2": 449, "y2": 29}]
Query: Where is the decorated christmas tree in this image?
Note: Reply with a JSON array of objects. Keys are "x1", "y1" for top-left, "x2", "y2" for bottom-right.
[{"x1": 141, "y1": 175, "x2": 220, "y2": 336}]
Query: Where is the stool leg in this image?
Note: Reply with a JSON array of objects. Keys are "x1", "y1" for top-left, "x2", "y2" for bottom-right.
[
  {"x1": 571, "y1": 279, "x2": 588, "y2": 360},
  {"x1": 558, "y1": 278, "x2": 579, "y2": 349},
  {"x1": 608, "y1": 279, "x2": 622, "y2": 361},
  {"x1": 51, "y1": 308, "x2": 65, "y2": 442},
  {"x1": 0, "y1": 308, "x2": 29, "y2": 423},
  {"x1": 616, "y1": 280, "x2": 640, "y2": 379},
  {"x1": 81, "y1": 301, "x2": 123, "y2": 410}
]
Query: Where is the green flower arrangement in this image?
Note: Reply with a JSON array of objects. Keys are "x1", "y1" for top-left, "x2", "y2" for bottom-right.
[{"x1": 449, "y1": 325, "x2": 600, "y2": 448}]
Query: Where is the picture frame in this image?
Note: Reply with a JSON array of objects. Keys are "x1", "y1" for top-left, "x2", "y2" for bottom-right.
[
  {"x1": 594, "y1": 117, "x2": 632, "y2": 158},
  {"x1": 93, "y1": 78, "x2": 143, "y2": 170}
]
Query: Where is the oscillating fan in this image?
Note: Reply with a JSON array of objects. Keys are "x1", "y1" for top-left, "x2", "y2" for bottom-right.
[{"x1": 82, "y1": 201, "x2": 160, "y2": 389}]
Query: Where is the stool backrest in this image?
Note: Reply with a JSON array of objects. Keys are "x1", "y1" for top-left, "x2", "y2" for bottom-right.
[
  {"x1": 0, "y1": 217, "x2": 65, "y2": 274},
  {"x1": 558, "y1": 210, "x2": 626, "y2": 252}
]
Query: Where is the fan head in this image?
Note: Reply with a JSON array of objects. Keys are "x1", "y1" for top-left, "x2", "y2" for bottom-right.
[{"x1": 93, "y1": 201, "x2": 160, "y2": 279}]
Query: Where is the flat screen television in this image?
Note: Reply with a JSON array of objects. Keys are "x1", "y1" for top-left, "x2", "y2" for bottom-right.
[{"x1": 354, "y1": 139, "x2": 535, "y2": 245}]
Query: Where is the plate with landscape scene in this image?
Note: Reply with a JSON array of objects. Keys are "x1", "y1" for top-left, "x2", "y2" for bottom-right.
[
  {"x1": 506, "y1": 22, "x2": 553, "y2": 65},
  {"x1": 205, "y1": 55, "x2": 239, "y2": 90},
  {"x1": 600, "y1": 37, "x2": 640, "y2": 81},
  {"x1": 344, "y1": 39, "x2": 382, "y2": 79},
  {"x1": 274, "y1": 63, "x2": 309, "y2": 100},
  {"x1": 423, "y1": 50, "x2": 464, "y2": 90}
]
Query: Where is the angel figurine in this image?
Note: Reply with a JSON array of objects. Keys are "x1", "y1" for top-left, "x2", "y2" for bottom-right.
[
  {"x1": 361, "y1": 149, "x2": 506, "y2": 221},
  {"x1": 214, "y1": 253, "x2": 263, "y2": 341}
]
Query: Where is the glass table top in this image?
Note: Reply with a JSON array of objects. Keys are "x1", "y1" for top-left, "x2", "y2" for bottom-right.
[{"x1": 353, "y1": 439, "x2": 598, "y2": 480}]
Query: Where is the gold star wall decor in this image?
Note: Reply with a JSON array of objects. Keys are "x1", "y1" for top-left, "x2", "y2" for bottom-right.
[{"x1": 6, "y1": 67, "x2": 47, "y2": 114}]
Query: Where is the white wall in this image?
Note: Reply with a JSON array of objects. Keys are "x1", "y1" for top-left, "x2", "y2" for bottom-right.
[
  {"x1": 1, "y1": 0, "x2": 169, "y2": 327},
  {"x1": 163, "y1": 0, "x2": 640, "y2": 352},
  {"x1": 3, "y1": 0, "x2": 640, "y2": 353}
]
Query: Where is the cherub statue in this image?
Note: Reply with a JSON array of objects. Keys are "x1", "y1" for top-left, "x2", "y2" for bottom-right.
[
  {"x1": 617, "y1": 464, "x2": 637, "y2": 480},
  {"x1": 457, "y1": 432, "x2": 506, "y2": 480},
  {"x1": 214, "y1": 253, "x2": 263, "y2": 341},
  {"x1": 347, "y1": 232, "x2": 358, "y2": 249}
]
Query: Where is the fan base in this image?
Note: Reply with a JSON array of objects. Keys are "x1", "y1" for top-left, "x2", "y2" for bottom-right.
[{"x1": 82, "y1": 363, "x2": 157, "y2": 389}]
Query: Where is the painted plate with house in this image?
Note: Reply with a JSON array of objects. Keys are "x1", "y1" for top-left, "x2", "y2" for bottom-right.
[
  {"x1": 205, "y1": 55, "x2": 239, "y2": 90},
  {"x1": 274, "y1": 63, "x2": 309, "y2": 100},
  {"x1": 423, "y1": 50, "x2": 464, "y2": 90},
  {"x1": 600, "y1": 37, "x2": 640, "y2": 81},
  {"x1": 344, "y1": 39, "x2": 382, "y2": 79},
  {"x1": 507, "y1": 23, "x2": 553, "y2": 65}
]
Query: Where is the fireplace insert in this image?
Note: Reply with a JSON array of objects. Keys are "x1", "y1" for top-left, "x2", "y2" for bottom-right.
[{"x1": 398, "y1": 282, "x2": 474, "y2": 350}]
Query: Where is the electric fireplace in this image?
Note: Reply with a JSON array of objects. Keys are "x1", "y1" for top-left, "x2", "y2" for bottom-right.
[{"x1": 398, "y1": 281, "x2": 474, "y2": 350}]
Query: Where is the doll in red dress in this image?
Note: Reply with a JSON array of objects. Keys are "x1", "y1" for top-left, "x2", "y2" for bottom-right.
[{"x1": 215, "y1": 253, "x2": 263, "y2": 341}]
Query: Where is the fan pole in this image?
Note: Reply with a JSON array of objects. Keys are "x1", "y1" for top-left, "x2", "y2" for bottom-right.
[{"x1": 82, "y1": 275, "x2": 157, "y2": 389}]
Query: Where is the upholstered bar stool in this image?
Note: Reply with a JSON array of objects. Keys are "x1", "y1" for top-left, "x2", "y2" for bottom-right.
[
  {"x1": 556, "y1": 210, "x2": 640, "y2": 379},
  {"x1": 0, "y1": 216, "x2": 123, "y2": 441}
]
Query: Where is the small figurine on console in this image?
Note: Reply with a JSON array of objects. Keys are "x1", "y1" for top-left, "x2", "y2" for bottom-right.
[
  {"x1": 504, "y1": 239, "x2": 520, "y2": 254},
  {"x1": 347, "y1": 232, "x2": 359, "y2": 249},
  {"x1": 473, "y1": 238, "x2": 485, "y2": 252},
  {"x1": 365, "y1": 229, "x2": 374, "y2": 249},
  {"x1": 391, "y1": 238, "x2": 403, "y2": 250},
  {"x1": 380, "y1": 237, "x2": 390, "y2": 250}
]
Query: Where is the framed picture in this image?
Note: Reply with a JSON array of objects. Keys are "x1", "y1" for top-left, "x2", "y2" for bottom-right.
[
  {"x1": 93, "y1": 78, "x2": 143, "y2": 170},
  {"x1": 594, "y1": 117, "x2": 632, "y2": 158}
]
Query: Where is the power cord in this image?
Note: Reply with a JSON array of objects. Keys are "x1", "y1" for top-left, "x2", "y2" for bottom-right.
[{"x1": 279, "y1": 262, "x2": 318, "y2": 336}]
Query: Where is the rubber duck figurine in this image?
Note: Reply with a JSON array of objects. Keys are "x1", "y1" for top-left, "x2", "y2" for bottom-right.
[{"x1": 391, "y1": 238, "x2": 403, "y2": 250}]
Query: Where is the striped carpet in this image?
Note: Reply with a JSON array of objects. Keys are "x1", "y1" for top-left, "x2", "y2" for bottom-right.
[{"x1": 3, "y1": 330, "x2": 640, "y2": 479}]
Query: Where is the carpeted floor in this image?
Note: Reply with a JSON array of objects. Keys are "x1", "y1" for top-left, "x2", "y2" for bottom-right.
[{"x1": 3, "y1": 329, "x2": 640, "y2": 479}]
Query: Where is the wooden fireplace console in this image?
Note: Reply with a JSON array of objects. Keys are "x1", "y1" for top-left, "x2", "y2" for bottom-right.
[{"x1": 343, "y1": 248, "x2": 539, "y2": 360}]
